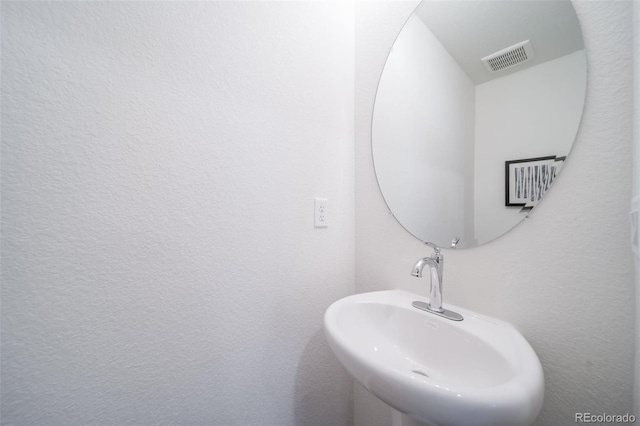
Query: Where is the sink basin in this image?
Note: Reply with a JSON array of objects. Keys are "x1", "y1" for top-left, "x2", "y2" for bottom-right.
[{"x1": 324, "y1": 290, "x2": 544, "y2": 426}]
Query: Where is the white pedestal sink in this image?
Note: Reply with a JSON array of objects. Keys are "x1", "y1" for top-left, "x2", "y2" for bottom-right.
[{"x1": 324, "y1": 290, "x2": 544, "y2": 426}]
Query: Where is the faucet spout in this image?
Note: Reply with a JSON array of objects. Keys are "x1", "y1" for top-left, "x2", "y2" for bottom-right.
[{"x1": 411, "y1": 257, "x2": 435, "y2": 278}]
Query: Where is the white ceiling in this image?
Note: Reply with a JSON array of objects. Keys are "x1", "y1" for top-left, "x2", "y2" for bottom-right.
[{"x1": 415, "y1": 0, "x2": 584, "y2": 84}]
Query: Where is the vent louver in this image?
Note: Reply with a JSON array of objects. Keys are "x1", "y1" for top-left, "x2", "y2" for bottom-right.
[{"x1": 482, "y1": 40, "x2": 535, "y2": 73}]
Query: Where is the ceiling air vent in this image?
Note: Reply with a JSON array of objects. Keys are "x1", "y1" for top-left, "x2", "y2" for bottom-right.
[{"x1": 481, "y1": 40, "x2": 535, "y2": 73}]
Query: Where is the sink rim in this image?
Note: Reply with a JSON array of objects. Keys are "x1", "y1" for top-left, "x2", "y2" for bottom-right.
[{"x1": 324, "y1": 290, "x2": 545, "y2": 426}]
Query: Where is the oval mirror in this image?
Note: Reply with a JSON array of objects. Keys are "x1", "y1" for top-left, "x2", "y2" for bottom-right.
[{"x1": 372, "y1": 0, "x2": 586, "y2": 249}]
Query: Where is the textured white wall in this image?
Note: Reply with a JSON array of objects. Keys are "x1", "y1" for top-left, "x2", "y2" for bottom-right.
[
  {"x1": 1, "y1": 2, "x2": 354, "y2": 425},
  {"x1": 373, "y1": 14, "x2": 475, "y2": 246},
  {"x1": 355, "y1": 1, "x2": 635, "y2": 425},
  {"x1": 474, "y1": 50, "x2": 587, "y2": 245}
]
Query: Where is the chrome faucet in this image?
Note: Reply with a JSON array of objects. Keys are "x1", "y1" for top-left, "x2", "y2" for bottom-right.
[
  {"x1": 411, "y1": 242, "x2": 463, "y2": 321},
  {"x1": 411, "y1": 247, "x2": 444, "y2": 312}
]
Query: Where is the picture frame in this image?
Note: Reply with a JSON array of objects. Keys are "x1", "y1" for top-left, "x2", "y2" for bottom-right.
[{"x1": 505, "y1": 156, "x2": 565, "y2": 208}]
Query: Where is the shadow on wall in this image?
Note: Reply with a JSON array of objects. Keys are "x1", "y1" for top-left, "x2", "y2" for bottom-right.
[{"x1": 294, "y1": 329, "x2": 353, "y2": 426}]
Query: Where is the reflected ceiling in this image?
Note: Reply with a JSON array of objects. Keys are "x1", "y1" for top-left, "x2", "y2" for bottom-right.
[{"x1": 415, "y1": 1, "x2": 584, "y2": 84}]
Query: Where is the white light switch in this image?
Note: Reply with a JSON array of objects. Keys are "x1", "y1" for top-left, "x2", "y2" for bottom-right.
[{"x1": 314, "y1": 198, "x2": 328, "y2": 228}]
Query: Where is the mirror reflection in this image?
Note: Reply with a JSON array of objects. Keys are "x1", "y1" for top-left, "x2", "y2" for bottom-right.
[{"x1": 372, "y1": 0, "x2": 586, "y2": 249}]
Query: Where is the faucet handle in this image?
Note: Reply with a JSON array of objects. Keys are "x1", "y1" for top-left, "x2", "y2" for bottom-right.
[
  {"x1": 424, "y1": 242, "x2": 441, "y2": 256},
  {"x1": 450, "y1": 237, "x2": 460, "y2": 249}
]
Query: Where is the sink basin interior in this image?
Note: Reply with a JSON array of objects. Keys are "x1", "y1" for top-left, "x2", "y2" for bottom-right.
[{"x1": 336, "y1": 301, "x2": 514, "y2": 388}]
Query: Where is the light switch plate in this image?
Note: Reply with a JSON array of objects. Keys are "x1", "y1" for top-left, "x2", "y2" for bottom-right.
[{"x1": 314, "y1": 198, "x2": 328, "y2": 228}]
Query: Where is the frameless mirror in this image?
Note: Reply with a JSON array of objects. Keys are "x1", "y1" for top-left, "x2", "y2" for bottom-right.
[{"x1": 372, "y1": 0, "x2": 586, "y2": 249}]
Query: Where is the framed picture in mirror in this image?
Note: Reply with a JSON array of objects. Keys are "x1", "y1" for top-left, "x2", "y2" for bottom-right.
[{"x1": 505, "y1": 156, "x2": 566, "y2": 208}]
